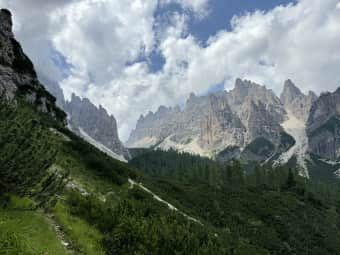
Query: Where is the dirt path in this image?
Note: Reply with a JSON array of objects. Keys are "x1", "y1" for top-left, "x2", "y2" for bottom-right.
[{"x1": 44, "y1": 211, "x2": 75, "y2": 254}]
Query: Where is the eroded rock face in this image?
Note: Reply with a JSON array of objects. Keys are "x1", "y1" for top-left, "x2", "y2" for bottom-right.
[
  {"x1": 307, "y1": 88, "x2": 340, "y2": 159},
  {"x1": 65, "y1": 94, "x2": 130, "y2": 160},
  {"x1": 127, "y1": 79, "x2": 290, "y2": 158},
  {"x1": 0, "y1": 9, "x2": 65, "y2": 123},
  {"x1": 0, "y1": 9, "x2": 34, "y2": 98},
  {"x1": 199, "y1": 92, "x2": 246, "y2": 152},
  {"x1": 227, "y1": 79, "x2": 286, "y2": 124},
  {"x1": 280, "y1": 80, "x2": 317, "y2": 122}
]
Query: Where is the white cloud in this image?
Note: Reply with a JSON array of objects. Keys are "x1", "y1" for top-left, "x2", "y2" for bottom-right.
[{"x1": 1, "y1": 0, "x2": 340, "y2": 142}]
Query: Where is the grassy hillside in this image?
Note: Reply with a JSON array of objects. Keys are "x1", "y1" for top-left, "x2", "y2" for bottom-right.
[
  {"x1": 2, "y1": 95, "x2": 340, "y2": 254},
  {"x1": 0, "y1": 98, "x2": 227, "y2": 254}
]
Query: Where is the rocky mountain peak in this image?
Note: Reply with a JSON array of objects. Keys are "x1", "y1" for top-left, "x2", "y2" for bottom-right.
[
  {"x1": 280, "y1": 79, "x2": 303, "y2": 106},
  {"x1": 0, "y1": 9, "x2": 65, "y2": 123},
  {"x1": 308, "y1": 91, "x2": 318, "y2": 100},
  {"x1": 0, "y1": 9, "x2": 13, "y2": 38},
  {"x1": 280, "y1": 80, "x2": 317, "y2": 122},
  {"x1": 307, "y1": 87, "x2": 340, "y2": 159},
  {"x1": 65, "y1": 94, "x2": 130, "y2": 160}
]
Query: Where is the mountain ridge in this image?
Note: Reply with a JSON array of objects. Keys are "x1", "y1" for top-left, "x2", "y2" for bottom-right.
[{"x1": 127, "y1": 78, "x2": 340, "y2": 177}]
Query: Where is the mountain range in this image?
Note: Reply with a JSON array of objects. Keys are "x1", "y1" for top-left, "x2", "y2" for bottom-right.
[
  {"x1": 127, "y1": 77, "x2": 340, "y2": 177},
  {"x1": 3, "y1": 3, "x2": 339, "y2": 176}
]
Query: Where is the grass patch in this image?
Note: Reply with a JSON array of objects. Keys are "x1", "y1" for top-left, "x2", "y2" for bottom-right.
[
  {"x1": 0, "y1": 209, "x2": 67, "y2": 255},
  {"x1": 51, "y1": 201, "x2": 105, "y2": 255}
]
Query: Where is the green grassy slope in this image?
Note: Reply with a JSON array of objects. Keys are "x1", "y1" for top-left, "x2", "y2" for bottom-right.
[
  {"x1": 0, "y1": 196, "x2": 67, "y2": 255},
  {"x1": 0, "y1": 98, "x2": 227, "y2": 254}
]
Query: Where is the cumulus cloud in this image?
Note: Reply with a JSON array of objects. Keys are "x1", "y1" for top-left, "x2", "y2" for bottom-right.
[{"x1": 0, "y1": 0, "x2": 340, "y2": 141}]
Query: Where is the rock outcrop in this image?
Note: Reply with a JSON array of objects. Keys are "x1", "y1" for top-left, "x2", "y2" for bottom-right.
[
  {"x1": 307, "y1": 88, "x2": 340, "y2": 159},
  {"x1": 0, "y1": 9, "x2": 65, "y2": 123},
  {"x1": 65, "y1": 94, "x2": 130, "y2": 160},
  {"x1": 0, "y1": 9, "x2": 129, "y2": 161},
  {"x1": 227, "y1": 79, "x2": 286, "y2": 124},
  {"x1": 280, "y1": 79, "x2": 317, "y2": 122},
  {"x1": 127, "y1": 79, "x2": 293, "y2": 159}
]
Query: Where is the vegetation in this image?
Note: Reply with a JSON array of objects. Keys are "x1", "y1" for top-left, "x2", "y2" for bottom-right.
[
  {"x1": 0, "y1": 195, "x2": 67, "y2": 255},
  {"x1": 1, "y1": 95, "x2": 340, "y2": 254},
  {"x1": 131, "y1": 150, "x2": 340, "y2": 255}
]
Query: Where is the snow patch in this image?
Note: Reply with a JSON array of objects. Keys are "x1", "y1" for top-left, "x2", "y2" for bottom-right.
[
  {"x1": 78, "y1": 127, "x2": 127, "y2": 162},
  {"x1": 128, "y1": 179, "x2": 202, "y2": 224},
  {"x1": 275, "y1": 111, "x2": 309, "y2": 178}
]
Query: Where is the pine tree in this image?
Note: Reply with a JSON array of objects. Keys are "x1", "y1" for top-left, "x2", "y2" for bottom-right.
[{"x1": 285, "y1": 168, "x2": 296, "y2": 189}]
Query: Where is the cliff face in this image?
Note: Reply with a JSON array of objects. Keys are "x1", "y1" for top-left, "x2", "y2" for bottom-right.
[
  {"x1": 227, "y1": 78, "x2": 286, "y2": 125},
  {"x1": 65, "y1": 94, "x2": 130, "y2": 160},
  {"x1": 0, "y1": 9, "x2": 130, "y2": 161},
  {"x1": 280, "y1": 79, "x2": 317, "y2": 122},
  {"x1": 0, "y1": 9, "x2": 66, "y2": 123},
  {"x1": 127, "y1": 79, "x2": 292, "y2": 158},
  {"x1": 306, "y1": 88, "x2": 340, "y2": 159}
]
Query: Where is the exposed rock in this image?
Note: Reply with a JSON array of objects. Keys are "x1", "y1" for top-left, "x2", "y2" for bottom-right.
[
  {"x1": 307, "y1": 88, "x2": 340, "y2": 159},
  {"x1": 280, "y1": 79, "x2": 317, "y2": 122},
  {"x1": 199, "y1": 92, "x2": 246, "y2": 153},
  {"x1": 0, "y1": 9, "x2": 65, "y2": 123},
  {"x1": 127, "y1": 79, "x2": 290, "y2": 158},
  {"x1": 216, "y1": 146, "x2": 241, "y2": 162},
  {"x1": 227, "y1": 78, "x2": 286, "y2": 124},
  {"x1": 65, "y1": 94, "x2": 130, "y2": 160}
]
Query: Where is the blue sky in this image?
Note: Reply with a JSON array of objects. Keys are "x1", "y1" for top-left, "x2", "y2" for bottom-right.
[
  {"x1": 187, "y1": 0, "x2": 295, "y2": 42},
  {"x1": 149, "y1": 0, "x2": 295, "y2": 73}
]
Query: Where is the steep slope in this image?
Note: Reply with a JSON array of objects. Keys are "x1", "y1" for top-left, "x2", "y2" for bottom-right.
[
  {"x1": 41, "y1": 77, "x2": 130, "y2": 161},
  {"x1": 275, "y1": 111, "x2": 309, "y2": 177},
  {"x1": 274, "y1": 80, "x2": 317, "y2": 175},
  {"x1": 0, "y1": 9, "x2": 65, "y2": 123},
  {"x1": 280, "y1": 79, "x2": 317, "y2": 122},
  {"x1": 65, "y1": 93, "x2": 130, "y2": 160},
  {"x1": 2, "y1": 9, "x2": 340, "y2": 254},
  {"x1": 127, "y1": 92, "x2": 246, "y2": 157},
  {"x1": 307, "y1": 87, "x2": 340, "y2": 160},
  {"x1": 130, "y1": 149, "x2": 340, "y2": 255},
  {"x1": 0, "y1": 10, "x2": 231, "y2": 253},
  {"x1": 128, "y1": 79, "x2": 292, "y2": 159},
  {"x1": 227, "y1": 78, "x2": 286, "y2": 124}
]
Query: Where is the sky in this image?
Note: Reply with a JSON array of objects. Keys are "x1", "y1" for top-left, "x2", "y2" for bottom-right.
[{"x1": 1, "y1": 0, "x2": 340, "y2": 141}]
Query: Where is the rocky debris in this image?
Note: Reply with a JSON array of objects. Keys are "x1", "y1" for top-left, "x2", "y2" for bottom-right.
[{"x1": 275, "y1": 111, "x2": 309, "y2": 177}]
